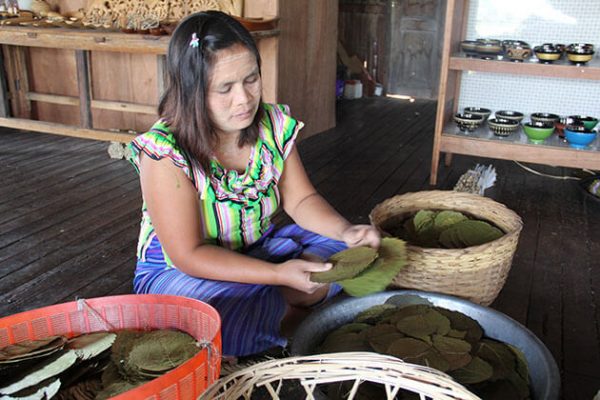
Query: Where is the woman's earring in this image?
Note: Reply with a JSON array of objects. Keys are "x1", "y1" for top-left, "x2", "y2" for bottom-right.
[{"x1": 190, "y1": 33, "x2": 200, "y2": 48}]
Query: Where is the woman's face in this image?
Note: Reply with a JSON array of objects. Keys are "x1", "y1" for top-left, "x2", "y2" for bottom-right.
[{"x1": 207, "y1": 44, "x2": 262, "y2": 136}]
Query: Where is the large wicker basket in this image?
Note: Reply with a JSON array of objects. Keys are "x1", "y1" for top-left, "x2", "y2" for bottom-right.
[
  {"x1": 369, "y1": 191, "x2": 523, "y2": 306},
  {"x1": 199, "y1": 352, "x2": 480, "y2": 400}
]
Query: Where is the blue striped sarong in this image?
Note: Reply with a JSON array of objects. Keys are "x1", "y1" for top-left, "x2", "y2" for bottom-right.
[{"x1": 133, "y1": 224, "x2": 346, "y2": 356}]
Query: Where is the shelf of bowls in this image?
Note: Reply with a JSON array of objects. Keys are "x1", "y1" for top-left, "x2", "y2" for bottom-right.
[
  {"x1": 459, "y1": 40, "x2": 595, "y2": 65},
  {"x1": 453, "y1": 109, "x2": 598, "y2": 149}
]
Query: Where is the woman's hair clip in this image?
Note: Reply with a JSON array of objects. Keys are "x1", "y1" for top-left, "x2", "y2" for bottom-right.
[{"x1": 190, "y1": 32, "x2": 200, "y2": 48}]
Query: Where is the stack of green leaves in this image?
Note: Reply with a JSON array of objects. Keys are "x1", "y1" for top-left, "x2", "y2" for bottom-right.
[
  {"x1": 0, "y1": 332, "x2": 116, "y2": 400},
  {"x1": 97, "y1": 329, "x2": 199, "y2": 399},
  {"x1": 310, "y1": 238, "x2": 407, "y2": 297},
  {"x1": 319, "y1": 303, "x2": 531, "y2": 399},
  {"x1": 390, "y1": 210, "x2": 504, "y2": 249}
]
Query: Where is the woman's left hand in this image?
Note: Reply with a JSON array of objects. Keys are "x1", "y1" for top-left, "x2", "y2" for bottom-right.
[{"x1": 341, "y1": 224, "x2": 381, "y2": 249}]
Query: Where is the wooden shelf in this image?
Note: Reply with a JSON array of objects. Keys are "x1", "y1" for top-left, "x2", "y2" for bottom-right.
[
  {"x1": 440, "y1": 123, "x2": 600, "y2": 171},
  {"x1": 430, "y1": 0, "x2": 600, "y2": 185},
  {"x1": 449, "y1": 55, "x2": 600, "y2": 80},
  {"x1": 0, "y1": 25, "x2": 279, "y2": 54}
]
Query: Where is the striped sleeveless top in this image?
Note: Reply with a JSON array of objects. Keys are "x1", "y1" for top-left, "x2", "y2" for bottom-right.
[{"x1": 128, "y1": 103, "x2": 303, "y2": 267}]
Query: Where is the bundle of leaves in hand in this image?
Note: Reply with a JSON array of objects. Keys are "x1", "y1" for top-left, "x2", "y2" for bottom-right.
[
  {"x1": 318, "y1": 301, "x2": 531, "y2": 400},
  {"x1": 386, "y1": 209, "x2": 504, "y2": 249},
  {"x1": 310, "y1": 238, "x2": 407, "y2": 297}
]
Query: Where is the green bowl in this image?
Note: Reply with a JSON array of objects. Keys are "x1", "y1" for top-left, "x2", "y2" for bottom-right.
[
  {"x1": 523, "y1": 122, "x2": 554, "y2": 144},
  {"x1": 569, "y1": 115, "x2": 598, "y2": 130}
]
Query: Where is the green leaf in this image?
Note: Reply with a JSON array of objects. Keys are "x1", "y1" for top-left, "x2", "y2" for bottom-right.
[
  {"x1": 311, "y1": 246, "x2": 378, "y2": 283},
  {"x1": 338, "y1": 238, "x2": 406, "y2": 297},
  {"x1": 451, "y1": 356, "x2": 494, "y2": 384}
]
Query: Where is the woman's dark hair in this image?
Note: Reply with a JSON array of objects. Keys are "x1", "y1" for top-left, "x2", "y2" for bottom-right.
[{"x1": 159, "y1": 11, "x2": 262, "y2": 170}]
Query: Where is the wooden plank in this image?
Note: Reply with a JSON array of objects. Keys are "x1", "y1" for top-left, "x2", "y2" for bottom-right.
[
  {"x1": 440, "y1": 134, "x2": 600, "y2": 171},
  {"x1": 157, "y1": 54, "x2": 167, "y2": 98},
  {"x1": 277, "y1": 0, "x2": 337, "y2": 138},
  {"x1": 430, "y1": 0, "x2": 461, "y2": 185},
  {"x1": 91, "y1": 99, "x2": 157, "y2": 115},
  {"x1": 75, "y1": 50, "x2": 93, "y2": 128},
  {"x1": 450, "y1": 55, "x2": 600, "y2": 81},
  {"x1": 0, "y1": 117, "x2": 136, "y2": 142},
  {"x1": 26, "y1": 92, "x2": 158, "y2": 115},
  {"x1": 0, "y1": 26, "x2": 279, "y2": 54},
  {"x1": 27, "y1": 92, "x2": 79, "y2": 106},
  {"x1": 0, "y1": 49, "x2": 9, "y2": 118},
  {"x1": 2, "y1": 46, "x2": 31, "y2": 119}
]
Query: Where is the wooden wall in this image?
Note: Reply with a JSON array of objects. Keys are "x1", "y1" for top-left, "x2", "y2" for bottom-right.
[
  {"x1": 278, "y1": 0, "x2": 338, "y2": 138},
  {"x1": 338, "y1": 0, "x2": 388, "y2": 86}
]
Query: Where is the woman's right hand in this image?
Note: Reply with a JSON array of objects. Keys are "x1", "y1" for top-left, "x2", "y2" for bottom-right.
[{"x1": 277, "y1": 259, "x2": 332, "y2": 294}]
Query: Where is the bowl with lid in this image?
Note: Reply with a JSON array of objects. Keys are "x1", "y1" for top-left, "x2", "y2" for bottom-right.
[
  {"x1": 534, "y1": 44, "x2": 562, "y2": 63},
  {"x1": 463, "y1": 107, "x2": 491, "y2": 120},
  {"x1": 475, "y1": 38, "x2": 503, "y2": 59},
  {"x1": 523, "y1": 121, "x2": 555, "y2": 144},
  {"x1": 454, "y1": 112, "x2": 484, "y2": 132},
  {"x1": 496, "y1": 110, "x2": 524, "y2": 123},
  {"x1": 564, "y1": 124, "x2": 597, "y2": 149},
  {"x1": 503, "y1": 40, "x2": 532, "y2": 62},
  {"x1": 460, "y1": 40, "x2": 479, "y2": 57},
  {"x1": 488, "y1": 117, "x2": 520, "y2": 137},
  {"x1": 566, "y1": 43, "x2": 594, "y2": 64}
]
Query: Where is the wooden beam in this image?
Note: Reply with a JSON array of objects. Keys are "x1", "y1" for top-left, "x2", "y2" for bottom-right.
[
  {"x1": 0, "y1": 26, "x2": 279, "y2": 55},
  {"x1": 0, "y1": 47, "x2": 9, "y2": 117},
  {"x1": 75, "y1": 50, "x2": 93, "y2": 129},
  {"x1": 157, "y1": 54, "x2": 167, "y2": 99},
  {"x1": 27, "y1": 92, "x2": 79, "y2": 106},
  {"x1": 3, "y1": 45, "x2": 31, "y2": 119},
  {"x1": 26, "y1": 92, "x2": 157, "y2": 115},
  {"x1": 0, "y1": 117, "x2": 136, "y2": 143},
  {"x1": 91, "y1": 99, "x2": 157, "y2": 115}
]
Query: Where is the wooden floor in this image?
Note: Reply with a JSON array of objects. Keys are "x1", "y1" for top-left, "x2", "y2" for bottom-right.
[{"x1": 1, "y1": 98, "x2": 599, "y2": 399}]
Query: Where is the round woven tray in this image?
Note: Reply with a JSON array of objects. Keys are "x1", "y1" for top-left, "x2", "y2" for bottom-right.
[
  {"x1": 369, "y1": 191, "x2": 523, "y2": 306},
  {"x1": 199, "y1": 352, "x2": 480, "y2": 400}
]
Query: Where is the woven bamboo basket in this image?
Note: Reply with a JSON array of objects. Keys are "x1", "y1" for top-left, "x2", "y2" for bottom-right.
[
  {"x1": 199, "y1": 352, "x2": 480, "y2": 400},
  {"x1": 369, "y1": 191, "x2": 523, "y2": 306}
]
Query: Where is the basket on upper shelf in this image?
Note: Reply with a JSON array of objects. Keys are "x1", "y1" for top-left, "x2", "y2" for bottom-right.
[{"x1": 369, "y1": 190, "x2": 523, "y2": 306}]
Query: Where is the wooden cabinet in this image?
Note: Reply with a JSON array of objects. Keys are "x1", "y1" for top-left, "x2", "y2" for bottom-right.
[
  {"x1": 430, "y1": 0, "x2": 600, "y2": 185},
  {"x1": 0, "y1": 0, "x2": 337, "y2": 142}
]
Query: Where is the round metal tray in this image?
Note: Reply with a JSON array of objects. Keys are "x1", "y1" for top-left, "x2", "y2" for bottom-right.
[{"x1": 291, "y1": 290, "x2": 560, "y2": 400}]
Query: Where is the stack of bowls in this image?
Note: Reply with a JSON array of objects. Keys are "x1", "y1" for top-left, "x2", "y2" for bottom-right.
[
  {"x1": 463, "y1": 107, "x2": 491, "y2": 120},
  {"x1": 488, "y1": 117, "x2": 520, "y2": 137},
  {"x1": 531, "y1": 113, "x2": 560, "y2": 126},
  {"x1": 564, "y1": 124, "x2": 597, "y2": 149},
  {"x1": 460, "y1": 40, "x2": 479, "y2": 57},
  {"x1": 453, "y1": 112, "x2": 484, "y2": 132},
  {"x1": 566, "y1": 43, "x2": 595, "y2": 65},
  {"x1": 568, "y1": 115, "x2": 598, "y2": 130}
]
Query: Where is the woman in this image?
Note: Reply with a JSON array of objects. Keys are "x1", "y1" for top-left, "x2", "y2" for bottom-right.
[{"x1": 129, "y1": 11, "x2": 380, "y2": 356}]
